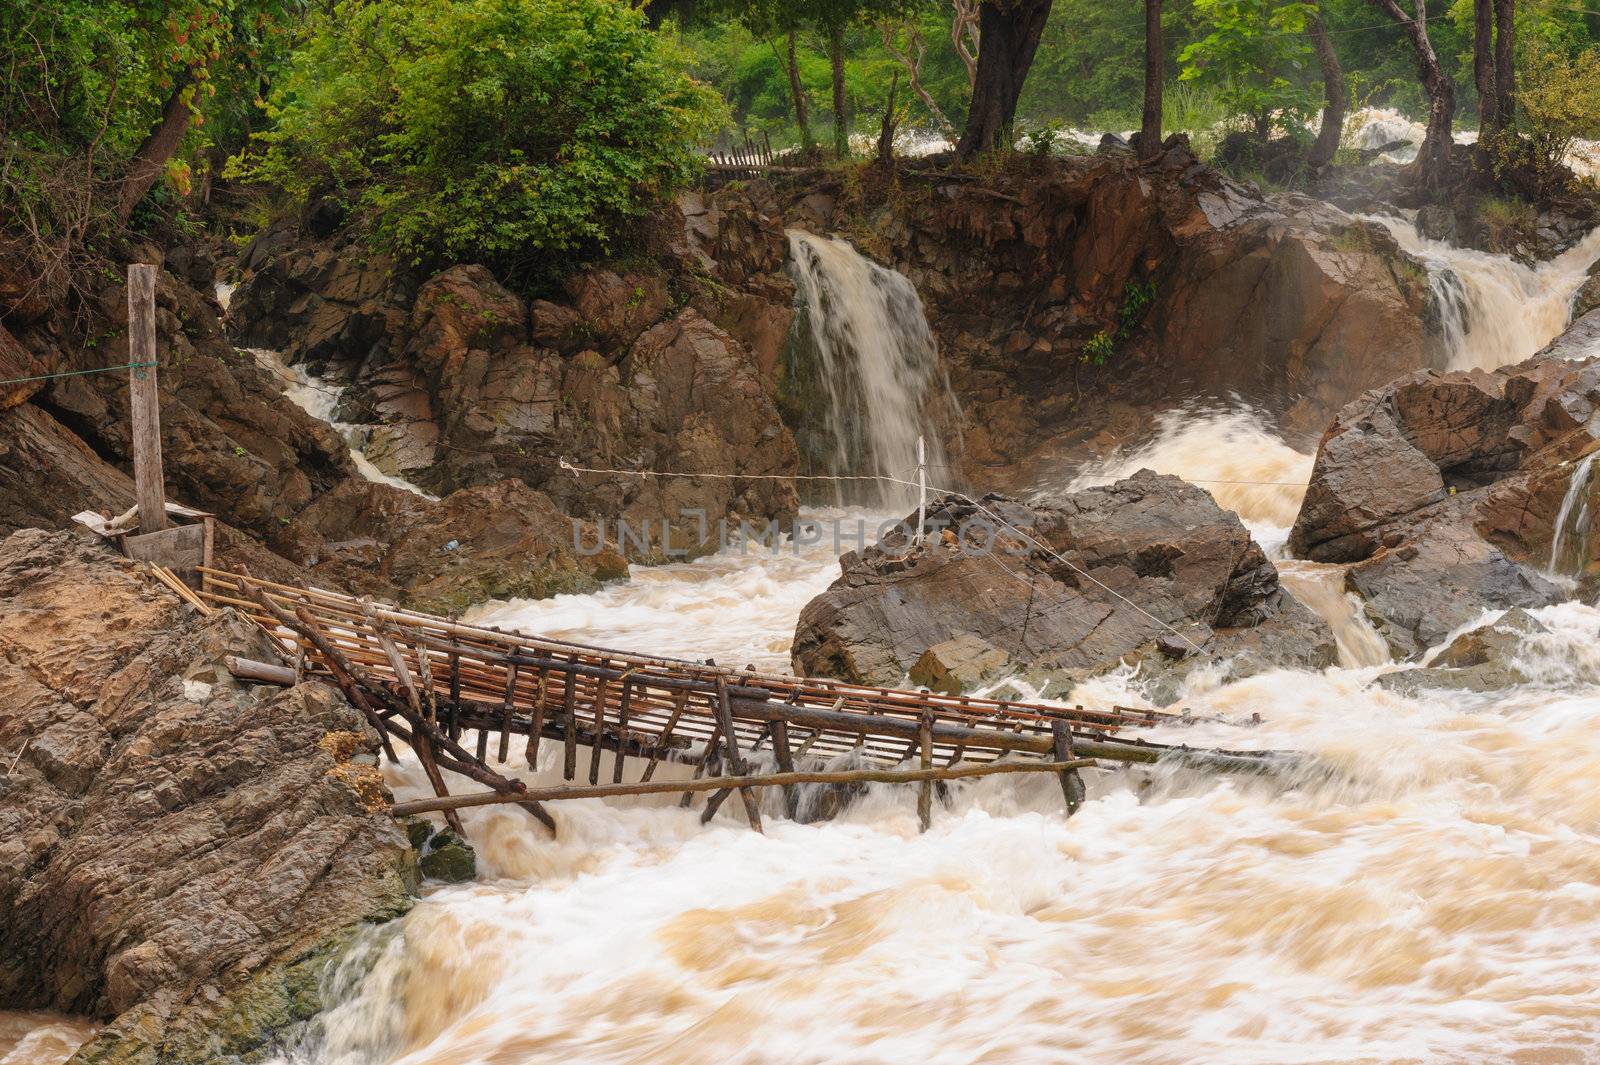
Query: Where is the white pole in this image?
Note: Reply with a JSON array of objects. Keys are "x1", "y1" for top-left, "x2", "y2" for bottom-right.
[{"x1": 915, "y1": 434, "x2": 928, "y2": 545}]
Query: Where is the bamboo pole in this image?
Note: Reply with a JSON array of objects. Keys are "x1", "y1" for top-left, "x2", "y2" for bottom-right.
[{"x1": 393, "y1": 758, "x2": 1099, "y2": 816}]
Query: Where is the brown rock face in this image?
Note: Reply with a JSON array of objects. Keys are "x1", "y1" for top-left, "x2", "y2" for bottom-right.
[
  {"x1": 792, "y1": 472, "x2": 1334, "y2": 690},
  {"x1": 1288, "y1": 344, "x2": 1600, "y2": 655},
  {"x1": 780, "y1": 149, "x2": 1443, "y2": 482},
  {"x1": 0, "y1": 529, "x2": 413, "y2": 1064},
  {"x1": 229, "y1": 183, "x2": 801, "y2": 537},
  {"x1": 275, "y1": 478, "x2": 616, "y2": 614}
]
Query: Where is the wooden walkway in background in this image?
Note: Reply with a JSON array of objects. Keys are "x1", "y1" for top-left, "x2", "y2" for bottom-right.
[{"x1": 152, "y1": 567, "x2": 1293, "y2": 837}]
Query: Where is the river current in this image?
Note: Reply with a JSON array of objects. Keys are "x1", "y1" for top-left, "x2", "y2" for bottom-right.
[{"x1": 10, "y1": 174, "x2": 1600, "y2": 1065}]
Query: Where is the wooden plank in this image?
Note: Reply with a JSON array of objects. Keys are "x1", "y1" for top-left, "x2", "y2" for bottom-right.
[
  {"x1": 223, "y1": 655, "x2": 296, "y2": 686},
  {"x1": 590, "y1": 674, "x2": 608, "y2": 786},
  {"x1": 525, "y1": 666, "x2": 548, "y2": 768},
  {"x1": 126, "y1": 264, "x2": 166, "y2": 533},
  {"x1": 614, "y1": 675, "x2": 634, "y2": 785},
  {"x1": 123, "y1": 522, "x2": 205, "y2": 568},
  {"x1": 561, "y1": 660, "x2": 578, "y2": 781}
]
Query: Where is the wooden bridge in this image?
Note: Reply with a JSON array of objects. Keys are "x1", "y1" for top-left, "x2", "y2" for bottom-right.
[{"x1": 150, "y1": 566, "x2": 1293, "y2": 837}]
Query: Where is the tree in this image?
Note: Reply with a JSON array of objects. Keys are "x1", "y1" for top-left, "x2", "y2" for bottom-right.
[
  {"x1": 785, "y1": 30, "x2": 815, "y2": 147},
  {"x1": 1306, "y1": 3, "x2": 1344, "y2": 171},
  {"x1": 951, "y1": 0, "x2": 980, "y2": 89},
  {"x1": 1494, "y1": 0, "x2": 1515, "y2": 127},
  {"x1": 1178, "y1": 0, "x2": 1320, "y2": 141},
  {"x1": 236, "y1": 0, "x2": 727, "y2": 280},
  {"x1": 1366, "y1": 0, "x2": 1455, "y2": 194},
  {"x1": 955, "y1": 0, "x2": 1054, "y2": 157},
  {"x1": 699, "y1": 0, "x2": 815, "y2": 146},
  {"x1": 1140, "y1": 0, "x2": 1162, "y2": 158},
  {"x1": 1474, "y1": 0, "x2": 1499, "y2": 136}
]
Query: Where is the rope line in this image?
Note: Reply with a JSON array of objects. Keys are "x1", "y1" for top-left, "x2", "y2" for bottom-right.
[
  {"x1": 0, "y1": 360, "x2": 157, "y2": 389},
  {"x1": 558, "y1": 457, "x2": 1207, "y2": 653}
]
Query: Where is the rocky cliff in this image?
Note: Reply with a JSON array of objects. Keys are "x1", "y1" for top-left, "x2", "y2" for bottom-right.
[
  {"x1": 0, "y1": 529, "x2": 413, "y2": 1064},
  {"x1": 1289, "y1": 340, "x2": 1600, "y2": 655},
  {"x1": 780, "y1": 144, "x2": 1445, "y2": 478},
  {"x1": 228, "y1": 183, "x2": 801, "y2": 540},
  {"x1": 792, "y1": 472, "x2": 1335, "y2": 697}
]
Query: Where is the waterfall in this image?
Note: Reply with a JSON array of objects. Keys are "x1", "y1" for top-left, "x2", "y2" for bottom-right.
[
  {"x1": 1548, "y1": 452, "x2": 1598, "y2": 576},
  {"x1": 1366, "y1": 215, "x2": 1600, "y2": 371},
  {"x1": 785, "y1": 230, "x2": 957, "y2": 509}
]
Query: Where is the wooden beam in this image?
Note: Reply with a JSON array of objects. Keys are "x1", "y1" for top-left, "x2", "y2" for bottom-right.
[
  {"x1": 392, "y1": 758, "x2": 1098, "y2": 816},
  {"x1": 126, "y1": 264, "x2": 166, "y2": 533}
]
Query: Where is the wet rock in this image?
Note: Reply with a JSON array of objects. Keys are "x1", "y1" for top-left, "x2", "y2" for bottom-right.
[
  {"x1": 909, "y1": 635, "x2": 1012, "y2": 694},
  {"x1": 0, "y1": 529, "x2": 413, "y2": 1064},
  {"x1": 1415, "y1": 203, "x2": 1457, "y2": 243},
  {"x1": 1377, "y1": 608, "x2": 1546, "y2": 693},
  {"x1": 792, "y1": 472, "x2": 1335, "y2": 689},
  {"x1": 230, "y1": 183, "x2": 800, "y2": 539},
  {"x1": 1290, "y1": 349, "x2": 1600, "y2": 656},
  {"x1": 276, "y1": 478, "x2": 611, "y2": 615},
  {"x1": 418, "y1": 829, "x2": 476, "y2": 883}
]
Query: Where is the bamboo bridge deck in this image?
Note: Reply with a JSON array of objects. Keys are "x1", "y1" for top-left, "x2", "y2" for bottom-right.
[{"x1": 154, "y1": 566, "x2": 1293, "y2": 836}]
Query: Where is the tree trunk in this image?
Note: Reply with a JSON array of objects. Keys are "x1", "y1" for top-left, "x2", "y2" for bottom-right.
[
  {"x1": 951, "y1": 0, "x2": 980, "y2": 90},
  {"x1": 1307, "y1": 7, "x2": 1346, "y2": 171},
  {"x1": 117, "y1": 80, "x2": 192, "y2": 223},
  {"x1": 877, "y1": 72, "x2": 901, "y2": 167},
  {"x1": 955, "y1": 0, "x2": 1054, "y2": 159},
  {"x1": 786, "y1": 31, "x2": 814, "y2": 148},
  {"x1": 1494, "y1": 0, "x2": 1515, "y2": 128},
  {"x1": 829, "y1": 24, "x2": 848, "y2": 158},
  {"x1": 1140, "y1": 0, "x2": 1163, "y2": 159},
  {"x1": 1474, "y1": 0, "x2": 1499, "y2": 137},
  {"x1": 1367, "y1": 0, "x2": 1455, "y2": 195}
]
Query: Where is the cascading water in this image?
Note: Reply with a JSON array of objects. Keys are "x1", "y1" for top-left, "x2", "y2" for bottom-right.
[
  {"x1": 1548, "y1": 452, "x2": 1599, "y2": 576},
  {"x1": 784, "y1": 230, "x2": 957, "y2": 508},
  {"x1": 1367, "y1": 214, "x2": 1600, "y2": 370}
]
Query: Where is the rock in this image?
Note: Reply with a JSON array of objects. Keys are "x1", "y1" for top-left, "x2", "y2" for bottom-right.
[
  {"x1": 909, "y1": 635, "x2": 1012, "y2": 694},
  {"x1": 229, "y1": 183, "x2": 801, "y2": 538},
  {"x1": 1378, "y1": 608, "x2": 1546, "y2": 693},
  {"x1": 1290, "y1": 349, "x2": 1600, "y2": 656},
  {"x1": 0, "y1": 529, "x2": 413, "y2": 1064},
  {"x1": 1415, "y1": 203, "x2": 1457, "y2": 243},
  {"x1": 792, "y1": 472, "x2": 1335, "y2": 691},
  {"x1": 418, "y1": 829, "x2": 476, "y2": 883},
  {"x1": 276, "y1": 478, "x2": 610, "y2": 615}
]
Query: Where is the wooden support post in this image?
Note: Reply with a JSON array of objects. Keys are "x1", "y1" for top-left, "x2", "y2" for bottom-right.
[
  {"x1": 589, "y1": 674, "x2": 608, "y2": 786},
  {"x1": 1052, "y1": 720, "x2": 1085, "y2": 817},
  {"x1": 917, "y1": 709, "x2": 934, "y2": 832},
  {"x1": 126, "y1": 264, "x2": 167, "y2": 533},
  {"x1": 705, "y1": 679, "x2": 763, "y2": 833},
  {"x1": 561, "y1": 660, "x2": 578, "y2": 781},
  {"x1": 641, "y1": 687, "x2": 688, "y2": 783},
  {"x1": 447, "y1": 636, "x2": 462, "y2": 739},
  {"x1": 771, "y1": 718, "x2": 800, "y2": 821},
  {"x1": 614, "y1": 675, "x2": 633, "y2": 785},
  {"x1": 680, "y1": 724, "x2": 720, "y2": 808},
  {"x1": 497, "y1": 659, "x2": 518, "y2": 764},
  {"x1": 525, "y1": 667, "x2": 548, "y2": 769}
]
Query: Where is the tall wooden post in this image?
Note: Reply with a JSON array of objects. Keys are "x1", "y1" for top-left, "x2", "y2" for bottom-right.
[{"x1": 127, "y1": 264, "x2": 166, "y2": 532}]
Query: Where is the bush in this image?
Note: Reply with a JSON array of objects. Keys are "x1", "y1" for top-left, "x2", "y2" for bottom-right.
[
  {"x1": 1509, "y1": 42, "x2": 1600, "y2": 194},
  {"x1": 234, "y1": 0, "x2": 729, "y2": 281}
]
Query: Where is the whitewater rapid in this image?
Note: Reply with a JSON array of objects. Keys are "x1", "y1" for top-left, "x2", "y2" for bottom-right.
[{"x1": 262, "y1": 459, "x2": 1600, "y2": 1065}]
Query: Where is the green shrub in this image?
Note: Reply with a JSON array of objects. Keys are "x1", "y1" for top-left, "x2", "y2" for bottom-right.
[{"x1": 233, "y1": 0, "x2": 729, "y2": 281}]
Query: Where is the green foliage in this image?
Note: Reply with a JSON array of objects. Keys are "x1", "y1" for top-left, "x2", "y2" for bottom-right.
[
  {"x1": 1116, "y1": 279, "x2": 1157, "y2": 340},
  {"x1": 1178, "y1": 0, "x2": 1320, "y2": 137},
  {"x1": 1509, "y1": 42, "x2": 1600, "y2": 192},
  {"x1": 235, "y1": 0, "x2": 728, "y2": 280},
  {"x1": 1081, "y1": 330, "x2": 1116, "y2": 366}
]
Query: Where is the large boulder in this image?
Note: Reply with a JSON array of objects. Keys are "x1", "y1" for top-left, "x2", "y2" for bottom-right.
[
  {"x1": 229, "y1": 183, "x2": 802, "y2": 538},
  {"x1": 1289, "y1": 345, "x2": 1600, "y2": 656},
  {"x1": 273, "y1": 478, "x2": 623, "y2": 615},
  {"x1": 0, "y1": 529, "x2": 413, "y2": 1064},
  {"x1": 792, "y1": 472, "x2": 1335, "y2": 692}
]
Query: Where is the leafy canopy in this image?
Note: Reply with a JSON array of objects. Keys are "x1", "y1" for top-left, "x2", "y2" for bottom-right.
[
  {"x1": 1177, "y1": 0, "x2": 1320, "y2": 137},
  {"x1": 235, "y1": 0, "x2": 728, "y2": 279}
]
